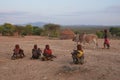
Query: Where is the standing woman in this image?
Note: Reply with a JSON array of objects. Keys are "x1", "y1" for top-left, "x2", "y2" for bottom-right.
[{"x1": 103, "y1": 29, "x2": 110, "y2": 49}]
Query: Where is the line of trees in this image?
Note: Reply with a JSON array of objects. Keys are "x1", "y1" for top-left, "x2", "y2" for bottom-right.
[
  {"x1": 0, "y1": 23, "x2": 61, "y2": 37},
  {"x1": 71, "y1": 27, "x2": 120, "y2": 39},
  {"x1": 109, "y1": 27, "x2": 120, "y2": 37},
  {"x1": 0, "y1": 23, "x2": 120, "y2": 39},
  {"x1": 96, "y1": 27, "x2": 120, "y2": 38}
]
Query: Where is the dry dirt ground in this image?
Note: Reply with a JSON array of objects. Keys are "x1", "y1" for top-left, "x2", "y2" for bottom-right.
[{"x1": 0, "y1": 36, "x2": 120, "y2": 80}]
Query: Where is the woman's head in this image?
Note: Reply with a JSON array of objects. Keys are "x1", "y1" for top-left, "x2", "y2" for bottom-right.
[{"x1": 104, "y1": 29, "x2": 108, "y2": 33}]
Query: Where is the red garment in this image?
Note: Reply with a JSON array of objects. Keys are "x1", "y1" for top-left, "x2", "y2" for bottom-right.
[
  {"x1": 104, "y1": 38, "x2": 109, "y2": 44},
  {"x1": 14, "y1": 48, "x2": 20, "y2": 54},
  {"x1": 44, "y1": 49, "x2": 52, "y2": 55}
]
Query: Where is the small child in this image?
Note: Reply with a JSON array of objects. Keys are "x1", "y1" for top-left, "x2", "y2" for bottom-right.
[
  {"x1": 42, "y1": 44, "x2": 56, "y2": 61},
  {"x1": 11, "y1": 44, "x2": 25, "y2": 60},
  {"x1": 71, "y1": 44, "x2": 84, "y2": 64},
  {"x1": 32, "y1": 44, "x2": 42, "y2": 59}
]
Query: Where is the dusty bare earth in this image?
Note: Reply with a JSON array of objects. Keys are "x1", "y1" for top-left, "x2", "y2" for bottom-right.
[{"x1": 0, "y1": 36, "x2": 120, "y2": 80}]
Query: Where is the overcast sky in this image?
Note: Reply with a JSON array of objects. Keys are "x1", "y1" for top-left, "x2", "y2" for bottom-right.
[{"x1": 0, "y1": 0, "x2": 120, "y2": 25}]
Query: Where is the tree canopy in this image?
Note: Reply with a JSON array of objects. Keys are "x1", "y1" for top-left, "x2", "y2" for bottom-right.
[{"x1": 43, "y1": 23, "x2": 61, "y2": 37}]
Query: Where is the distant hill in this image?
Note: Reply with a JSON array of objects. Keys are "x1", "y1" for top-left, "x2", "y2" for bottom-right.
[
  {"x1": 62, "y1": 25, "x2": 118, "y2": 28},
  {"x1": 17, "y1": 22, "x2": 120, "y2": 28},
  {"x1": 21, "y1": 22, "x2": 47, "y2": 27}
]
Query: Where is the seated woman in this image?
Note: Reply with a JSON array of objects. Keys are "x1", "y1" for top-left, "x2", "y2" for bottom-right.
[
  {"x1": 32, "y1": 44, "x2": 42, "y2": 59},
  {"x1": 42, "y1": 44, "x2": 56, "y2": 61},
  {"x1": 11, "y1": 44, "x2": 25, "y2": 60},
  {"x1": 71, "y1": 44, "x2": 84, "y2": 64}
]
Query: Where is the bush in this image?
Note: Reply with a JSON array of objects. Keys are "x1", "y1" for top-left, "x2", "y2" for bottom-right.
[{"x1": 96, "y1": 31, "x2": 104, "y2": 38}]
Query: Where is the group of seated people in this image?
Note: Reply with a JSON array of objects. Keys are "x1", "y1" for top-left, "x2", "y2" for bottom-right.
[
  {"x1": 11, "y1": 44, "x2": 56, "y2": 61},
  {"x1": 32, "y1": 44, "x2": 56, "y2": 60},
  {"x1": 11, "y1": 44, "x2": 84, "y2": 64}
]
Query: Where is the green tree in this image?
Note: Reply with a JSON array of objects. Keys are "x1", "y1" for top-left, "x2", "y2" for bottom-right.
[
  {"x1": 43, "y1": 23, "x2": 61, "y2": 37},
  {"x1": 24, "y1": 24, "x2": 33, "y2": 35},
  {"x1": 15, "y1": 25, "x2": 25, "y2": 35},
  {"x1": 96, "y1": 31, "x2": 104, "y2": 38},
  {"x1": 0, "y1": 26, "x2": 3, "y2": 33},
  {"x1": 109, "y1": 27, "x2": 120, "y2": 37},
  {"x1": 32, "y1": 26, "x2": 43, "y2": 35},
  {"x1": 116, "y1": 32, "x2": 120, "y2": 37},
  {"x1": 2, "y1": 23, "x2": 15, "y2": 36}
]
